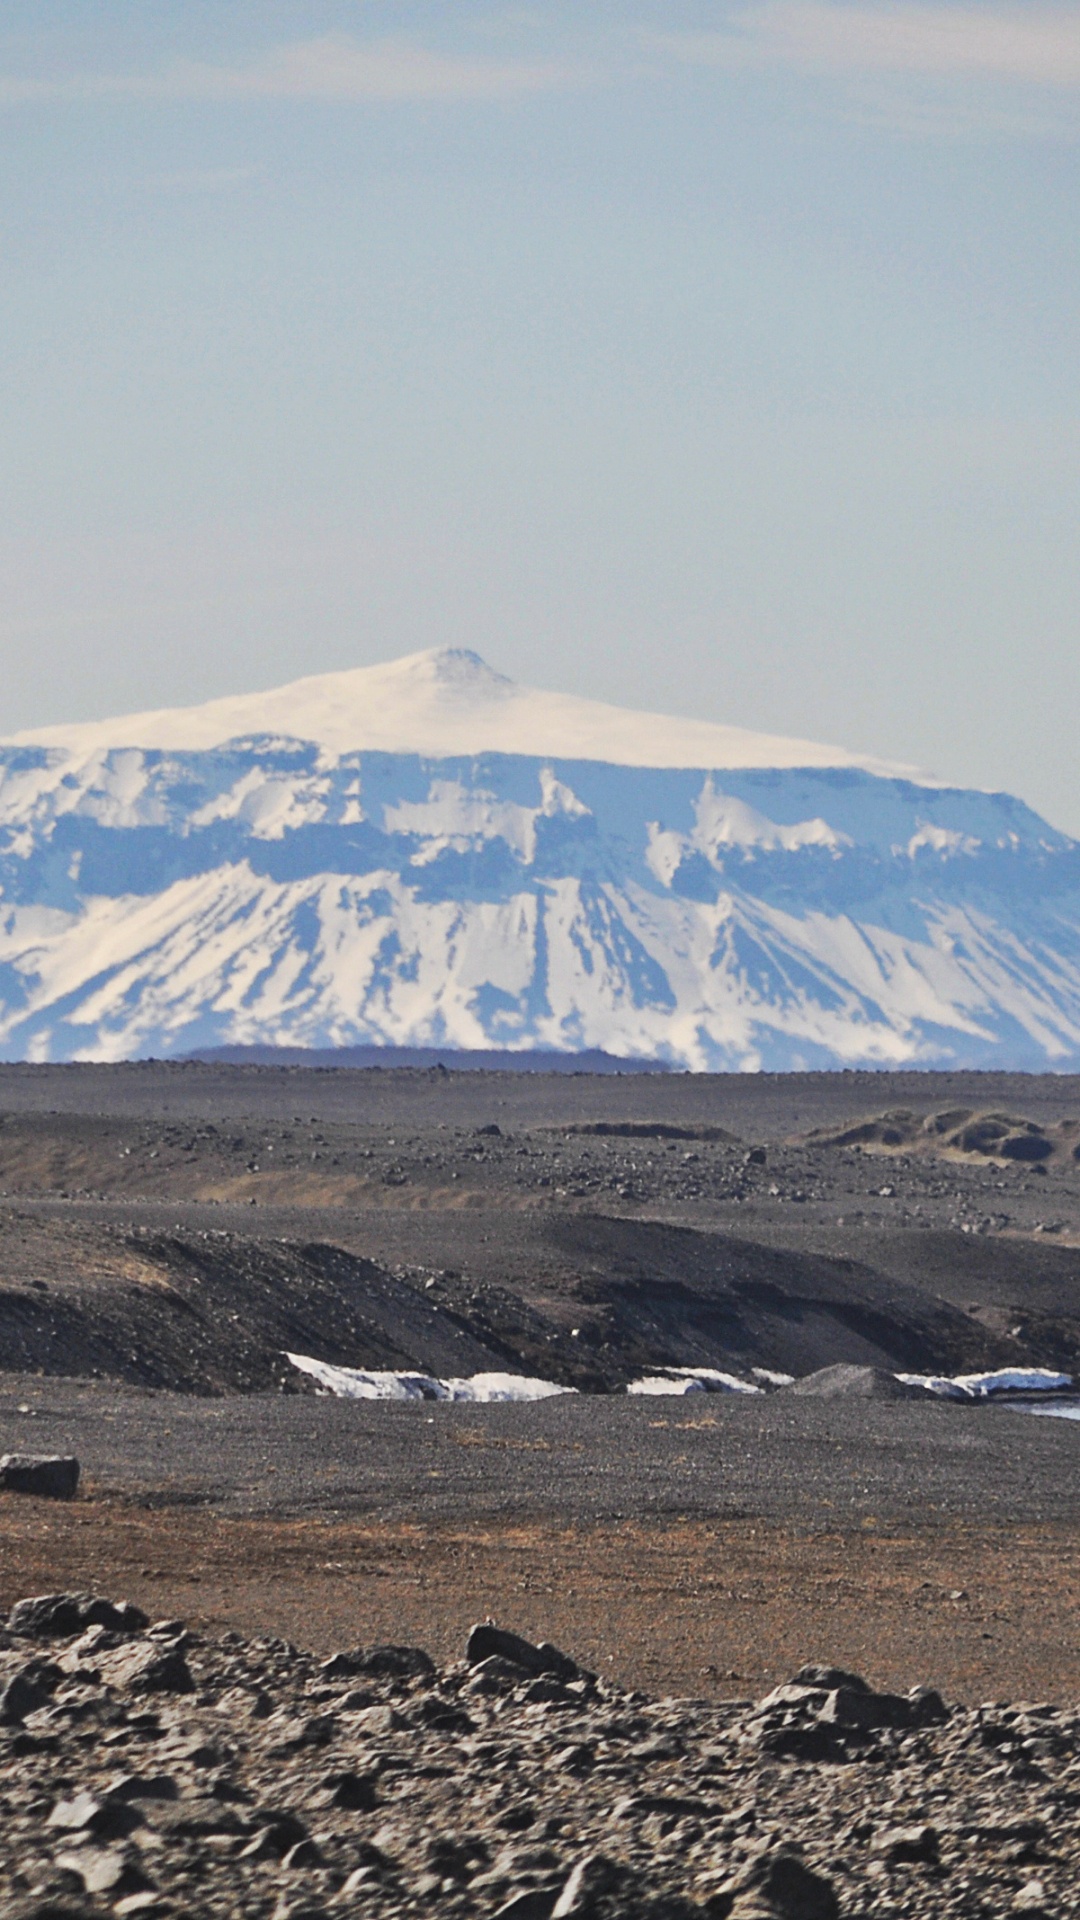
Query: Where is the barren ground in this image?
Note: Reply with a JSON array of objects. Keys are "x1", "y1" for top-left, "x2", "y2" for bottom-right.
[{"x1": 3, "y1": 1062, "x2": 1080, "y2": 1705}]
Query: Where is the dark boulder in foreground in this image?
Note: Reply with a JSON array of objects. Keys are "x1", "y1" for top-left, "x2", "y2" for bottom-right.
[
  {"x1": 0, "y1": 1454, "x2": 80, "y2": 1499},
  {"x1": 466, "y1": 1623, "x2": 583, "y2": 1683},
  {"x1": 723, "y1": 1849, "x2": 839, "y2": 1920},
  {"x1": 787, "y1": 1364, "x2": 928, "y2": 1401},
  {"x1": 5, "y1": 1592, "x2": 148, "y2": 1638}
]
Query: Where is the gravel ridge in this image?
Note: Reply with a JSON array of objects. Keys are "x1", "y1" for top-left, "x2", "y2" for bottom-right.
[{"x1": 1, "y1": 1594, "x2": 1075, "y2": 1919}]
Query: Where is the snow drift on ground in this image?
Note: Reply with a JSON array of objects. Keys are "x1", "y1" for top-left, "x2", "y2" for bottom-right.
[
  {"x1": 3, "y1": 646, "x2": 1080, "y2": 1069},
  {"x1": 288, "y1": 1354, "x2": 1075, "y2": 1404},
  {"x1": 895, "y1": 1367, "x2": 1073, "y2": 1400},
  {"x1": 286, "y1": 1353, "x2": 575, "y2": 1402},
  {"x1": 626, "y1": 1368, "x2": 765, "y2": 1395}
]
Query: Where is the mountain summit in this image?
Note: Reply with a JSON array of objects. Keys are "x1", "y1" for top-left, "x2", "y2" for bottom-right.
[
  {"x1": 6, "y1": 646, "x2": 923, "y2": 779},
  {"x1": 1, "y1": 648, "x2": 1078, "y2": 1069}
]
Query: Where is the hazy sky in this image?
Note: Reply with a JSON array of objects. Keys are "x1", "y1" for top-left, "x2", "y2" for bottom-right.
[{"x1": 2, "y1": 3, "x2": 1078, "y2": 830}]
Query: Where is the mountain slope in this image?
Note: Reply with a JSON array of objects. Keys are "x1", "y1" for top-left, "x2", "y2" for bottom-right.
[{"x1": 1, "y1": 650, "x2": 1078, "y2": 1068}]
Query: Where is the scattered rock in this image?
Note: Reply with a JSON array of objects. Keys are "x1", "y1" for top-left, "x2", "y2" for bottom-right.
[
  {"x1": 96, "y1": 1640, "x2": 194, "y2": 1695},
  {"x1": 0, "y1": 1664, "x2": 56, "y2": 1724},
  {"x1": 2, "y1": 1902, "x2": 98, "y2": 1920},
  {"x1": 874, "y1": 1824, "x2": 939, "y2": 1865},
  {"x1": 790, "y1": 1664, "x2": 869, "y2": 1691},
  {"x1": 551, "y1": 1854, "x2": 631, "y2": 1916},
  {"x1": 345, "y1": 1702, "x2": 406, "y2": 1736},
  {"x1": 0, "y1": 1454, "x2": 80, "y2": 1499},
  {"x1": 321, "y1": 1642, "x2": 435, "y2": 1682},
  {"x1": 319, "y1": 1767, "x2": 379, "y2": 1812},
  {"x1": 0, "y1": 1595, "x2": 1073, "y2": 1918},
  {"x1": 7, "y1": 1593, "x2": 148, "y2": 1639},
  {"x1": 493, "y1": 1893, "x2": 560, "y2": 1920},
  {"x1": 466, "y1": 1622, "x2": 581, "y2": 1682},
  {"x1": 724, "y1": 1850, "x2": 838, "y2": 1920},
  {"x1": 53, "y1": 1849, "x2": 152, "y2": 1897}
]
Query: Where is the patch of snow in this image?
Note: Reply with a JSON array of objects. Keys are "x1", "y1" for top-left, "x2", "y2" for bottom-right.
[
  {"x1": 896, "y1": 1367, "x2": 1073, "y2": 1400},
  {"x1": 626, "y1": 1368, "x2": 762, "y2": 1396},
  {"x1": 189, "y1": 768, "x2": 332, "y2": 839},
  {"x1": 904, "y1": 823, "x2": 981, "y2": 859},
  {"x1": 645, "y1": 787, "x2": 850, "y2": 887},
  {"x1": 627, "y1": 1376, "x2": 707, "y2": 1396},
  {"x1": 285, "y1": 1353, "x2": 575, "y2": 1402},
  {"x1": 384, "y1": 777, "x2": 542, "y2": 866}
]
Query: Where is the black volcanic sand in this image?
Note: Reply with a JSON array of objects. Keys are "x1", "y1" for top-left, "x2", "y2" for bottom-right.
[
  {"x1": 3, "y1": 1064, "x2": 1080, "y2": 1710},
  {"x1": 0, "y1": 1058, "x2": 1077, "y2": 1132},
  {"x1": 1, "y1": 1376, "x2": 1074, "y2": 1529},
  {"x1": 1, "y1": 1063, "x2": 1079, "y2": 1390}
]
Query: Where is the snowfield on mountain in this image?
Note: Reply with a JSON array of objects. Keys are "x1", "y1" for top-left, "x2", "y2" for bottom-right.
[{"x1": 1, "y1": 646, "x2": 1079, "y2": 1069}]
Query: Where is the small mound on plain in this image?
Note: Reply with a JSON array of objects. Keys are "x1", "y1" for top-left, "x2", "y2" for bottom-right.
[{"x1": 786, "y1": 1364, "x2": 930, "y2": 1401}]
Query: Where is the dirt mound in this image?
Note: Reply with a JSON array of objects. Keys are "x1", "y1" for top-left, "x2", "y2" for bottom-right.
[
  {"x1": 786, "y1": 1364, "x2": 929, "y2": 1401},
  {"x1": 539, "y1": 1214, "x2": 1013, "y2": 1381},
  {"x1": 802, "y1": 1105, "x2": 1069, "y2": 1164},
  {"x1": 2, "y1": 1197, "x2": 1075, "y2": 1394},
  {"x1": 1, "y1": 1062, "x2": 1079, "y2": 1395},
  {"x1": 0, "y1": 1221, "x2": 517, "y2": 1394}
]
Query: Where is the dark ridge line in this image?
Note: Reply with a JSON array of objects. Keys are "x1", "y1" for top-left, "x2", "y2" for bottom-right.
[{"x1": 179, "y1": 1043, "x2": 671, "y2": 1075}]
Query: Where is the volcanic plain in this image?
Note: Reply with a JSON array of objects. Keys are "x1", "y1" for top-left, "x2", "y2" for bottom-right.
[{"x1": 3, "y1": 1061, "x2": 1080, "y2": 1706}]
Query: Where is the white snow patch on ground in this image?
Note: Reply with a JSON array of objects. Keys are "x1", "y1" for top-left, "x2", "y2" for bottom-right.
[
  {"x1": 626, "y1": 1368, "x2": 763, "y2": 1396},
  {"x1": 896, "y1": 1367, "x2": 1073, "y2": 1400},
  {"x1": 286, "y1": 1353, "x2": 576, "y2": 1402},
  {"x1": 289, "y1": 1353, "x2": 1074, "y2": 1407}
]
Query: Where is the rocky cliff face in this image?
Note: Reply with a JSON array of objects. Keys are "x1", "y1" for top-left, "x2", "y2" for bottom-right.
[{"x1": 1, "y1": 654, "x2": 1078, "y2": 1068}]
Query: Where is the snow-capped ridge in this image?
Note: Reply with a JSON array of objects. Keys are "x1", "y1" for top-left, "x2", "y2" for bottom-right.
[
  {"x1": 1, "y1": 648, "x2": 1079, "y2": 1071},
  {"x1": 4, "y1": 645, "x2": 929, "y2": 780}
]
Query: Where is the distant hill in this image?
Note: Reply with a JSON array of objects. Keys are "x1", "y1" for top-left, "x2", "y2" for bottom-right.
[{"x1": 185, "y1": 1044, "x2": 669, "y2": 1074}]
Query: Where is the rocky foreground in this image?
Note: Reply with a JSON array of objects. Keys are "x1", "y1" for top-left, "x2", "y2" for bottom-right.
[{"x1": 0, "y1": 1595, "x2": 1073, "y2": 1919}]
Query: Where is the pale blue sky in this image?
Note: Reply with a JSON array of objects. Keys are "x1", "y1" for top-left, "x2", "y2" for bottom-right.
[{"x1": 2, "y1": 3, "x2": 1078, "y2": 828}]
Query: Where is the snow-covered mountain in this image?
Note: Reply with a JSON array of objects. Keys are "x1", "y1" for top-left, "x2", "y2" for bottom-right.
[{"x1": 1, "y1": 647, "x2": 1079, "y2": 1069}]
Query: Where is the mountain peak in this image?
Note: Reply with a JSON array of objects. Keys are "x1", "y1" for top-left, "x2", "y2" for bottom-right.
[
  {"x1": 4, "y1": 644, "x2": 926, "y2": 781},
  {"x1": 417, "y1": 646, "x2": 514, "y2": 693}
]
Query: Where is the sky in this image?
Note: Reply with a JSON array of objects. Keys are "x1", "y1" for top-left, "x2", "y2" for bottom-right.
[{"x1": 1, "y1": 2, "x2": 1078, "y2": 830}]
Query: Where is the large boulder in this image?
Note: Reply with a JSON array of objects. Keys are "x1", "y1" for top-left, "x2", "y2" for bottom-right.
[
  {"x1": 0, "y1": 1455, "x2": 80, "y2": 1499},
  {"x1": 466, "y1": 1624, "x2": 581, "y2": 1683},
  {"x1": 6, "y1": 1593, "x2": 148, "y2": 1639}
]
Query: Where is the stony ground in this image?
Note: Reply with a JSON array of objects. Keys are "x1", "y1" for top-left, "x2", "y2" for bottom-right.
[
  {"x1": 0, "y1": 1594, "x2": 1073, "y2": 1920},
  {"x1": 3, "y1": 1065, "x2": 1080, "y2": 1919},
  {"x1": 2, "y1": 1063, "x2": 1080, "y2": 1392}
]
